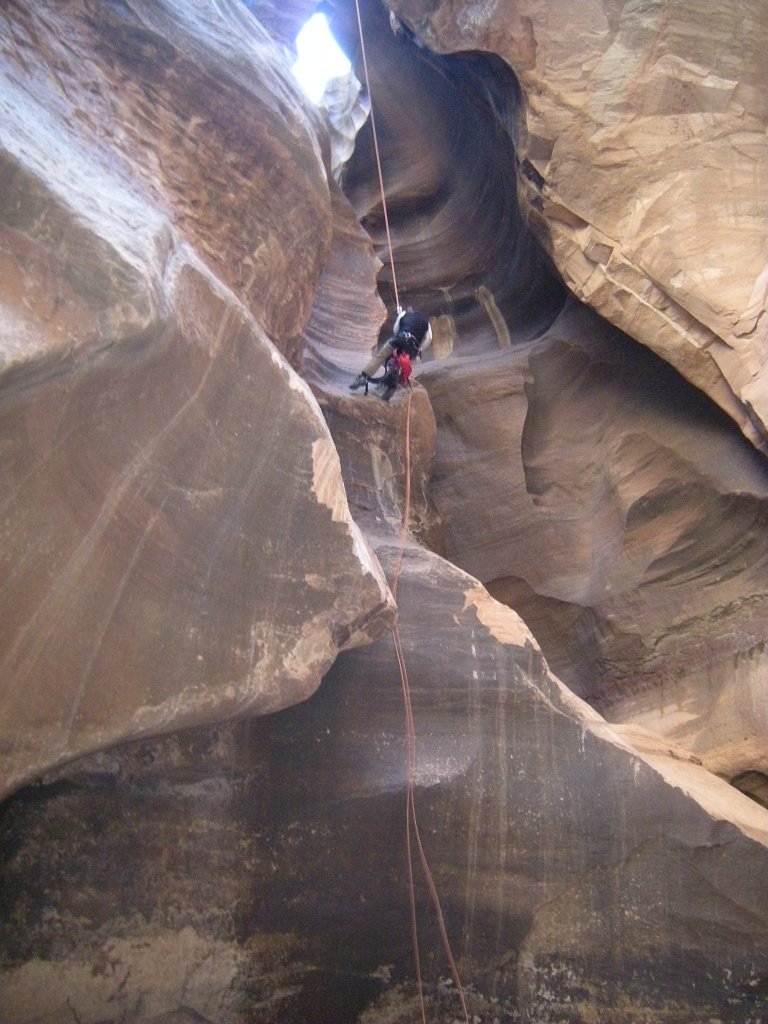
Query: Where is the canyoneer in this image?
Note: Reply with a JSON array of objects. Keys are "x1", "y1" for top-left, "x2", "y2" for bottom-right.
[{"x1": 349, "y1": 305, "x2": 432, "y2": 397}]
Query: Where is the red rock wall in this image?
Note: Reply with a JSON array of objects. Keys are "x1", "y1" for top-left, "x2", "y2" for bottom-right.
[{"x1": 1, "y1": 1, "x2": 767, "y2": 1022}]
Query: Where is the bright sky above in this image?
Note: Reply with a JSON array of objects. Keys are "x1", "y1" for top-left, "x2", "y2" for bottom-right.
[{"x1": 292, "y1": 12, "x2": 352, "y2": 103}]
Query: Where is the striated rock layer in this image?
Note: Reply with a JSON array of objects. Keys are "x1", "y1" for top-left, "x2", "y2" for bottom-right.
[
  {"x1": 338, "y1": 0, "x2": 768, "y2": 792},
  {"x1": 0, "y1": 0, "x2": 395, "y2": 798},
  {"x1": 390, "y1": 0, "x2": 768, "y2": 453},
  {"x1": 1, "y1": 0, "x2": 768, "y2": 1022},
  {"x1": 3, "y1": 550, "x2": 768, "y2": 1023},
  {"x1": 423, "y1": 302, "x2": 768, "y2": 783}
]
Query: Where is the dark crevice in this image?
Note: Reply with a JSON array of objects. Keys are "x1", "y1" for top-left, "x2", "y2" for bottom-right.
[
  {"x1": 730, "y1": 770, "x2": 768, "y2": 809},
  {"x1": 332, "y1": 0, "x2": 566, "y2": 347}
]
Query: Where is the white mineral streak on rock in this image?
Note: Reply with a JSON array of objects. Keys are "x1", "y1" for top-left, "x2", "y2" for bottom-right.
[{"x1": 463, "y1": 578, "x2": 643, "y2": 754}]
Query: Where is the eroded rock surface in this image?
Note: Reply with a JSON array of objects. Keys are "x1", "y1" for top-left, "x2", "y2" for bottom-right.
[
  {"x1": 336, "y1": 0, "x2": 768, "y2": 787},
  {"x1": 2, "y1": 0, "x2": 768, "y2": 1022},
  {"x1": 423, "y1": 300, "x2": 768, "y2": 781},
  {"x1": 0, "y1": 0, "x2": 394, "y2": 798},
  {"x1": 3, "y1": 535, "x2": 768, "y2": 1024},
  {"x1": 391, "y1": 0, "x2": 768, "y2": 452}
]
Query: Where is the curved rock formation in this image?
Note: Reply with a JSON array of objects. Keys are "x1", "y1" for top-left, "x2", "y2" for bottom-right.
[
  {"x1": 1, "y1": 0, "x2": 768, "y2": 1022},
  {"x1": 0, "y1": 0, "x2": 394, "y2": 798},
  {"x1": 3, "y1": 548, "x2": 767, "y2": 1023},
  {"x1": 337, "y1": 3, "x2": 567, "y2": 353},
  {"x1": 390, "y1": 0, "x2": 768, "y2": 453},
  {"x1": 337, "y1": 0, "x2": 768, "y2": 787},
  {"x1": 424, "y1": 302, "x2": 768, "y2": 783}
]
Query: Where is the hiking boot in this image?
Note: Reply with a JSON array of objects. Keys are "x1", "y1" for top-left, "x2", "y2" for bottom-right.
[{"x1": 349, "y1": 373, "x2": 369, "y2": 391}]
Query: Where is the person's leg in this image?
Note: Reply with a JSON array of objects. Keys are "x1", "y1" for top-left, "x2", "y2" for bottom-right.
[
  {"x1": 362, "y1": 341, "x2": 393, "y2": 377},
  {"x1": 349, "y1": 340, "x2": 394, "y2": 390},
  {"x1": 378, "y1": 358, "x2": 402, "y2": 401}
]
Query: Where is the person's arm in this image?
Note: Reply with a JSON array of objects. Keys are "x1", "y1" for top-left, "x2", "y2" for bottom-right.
[{"x1": 393, "y1": 308, "x2": 404, "y2": 334}]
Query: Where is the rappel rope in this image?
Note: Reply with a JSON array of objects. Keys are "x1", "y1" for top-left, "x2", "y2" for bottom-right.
[
  {"x1": 391, "y1": 394, "x2": 470, "y2": 1024},
  {"x1": 352, "y1": 6, "x2": 469, "y2": 1020},
  {"x1": 353, "y1": 0, "x2": 400, "y2": 310}
]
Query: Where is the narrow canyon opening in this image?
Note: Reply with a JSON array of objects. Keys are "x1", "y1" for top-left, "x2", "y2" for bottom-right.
[
  {"x1": 1, "y1": 2, "x2": 767, "y2": 1022},
  {"x1": 325, "y1": 0, "x2": 768, "y2": 798}
]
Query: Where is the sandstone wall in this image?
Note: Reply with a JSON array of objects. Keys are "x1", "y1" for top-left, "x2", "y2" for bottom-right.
[
  {"x1": 392, "y1": 0, "x2": 768, "y2": 453},
  {"x1": 0, "y1": 0, "x2": 394, "y2": 797},
  {"x1": 1, "y1": 1, "x2": 768, "y2": 1022},
  {"x1": 341, "y1": 0, "x2": 768, "y2": 793}
]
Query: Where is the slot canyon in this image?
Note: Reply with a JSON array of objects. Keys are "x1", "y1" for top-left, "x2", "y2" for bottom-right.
[{"x1": 1, "y1": 0, "x2": 767, "y2": 1021}]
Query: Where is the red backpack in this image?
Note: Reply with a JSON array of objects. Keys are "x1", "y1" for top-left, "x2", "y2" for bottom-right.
[
  {"x1": 394, "y1": 350, "x2": 412, "y2": 385},
  {"x1": 379, "y1": 348, "x2": 412, "y2": 401}
]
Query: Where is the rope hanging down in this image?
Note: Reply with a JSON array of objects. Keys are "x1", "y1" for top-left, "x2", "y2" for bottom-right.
[
  {"x1": 351, "y1": 5, "x2": 469, "y2": 1020},
  {"x1": 353, "y1": 0, "x2": 400, "y2": 310},
  {"x1": 391, "y1": 393, "x2": 470, "y2": 1024}
]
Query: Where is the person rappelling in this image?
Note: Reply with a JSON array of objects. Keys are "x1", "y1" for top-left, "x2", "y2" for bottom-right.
[
  {"x1": 346, "y1": 0, "x2": 432, "y2": 402},
  {"x1": 349, "y1": 305, "x2": 432, "y2": 397},
  {"x1": 347, "y1": 3, "x2": 471, "y2": 1019}
]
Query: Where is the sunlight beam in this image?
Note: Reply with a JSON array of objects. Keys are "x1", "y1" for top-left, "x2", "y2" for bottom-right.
[{"x1": 292, "y1": 12, "x2": 352, "y2": 104}]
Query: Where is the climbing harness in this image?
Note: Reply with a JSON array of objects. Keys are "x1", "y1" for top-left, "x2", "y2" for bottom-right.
[
  {"x1": 361, "y1": 348, "x2": 412, "y2": 400},
  {"x1": 382, "y1": 349, "x2": 412, "y2": 396},
  {"x1": 353, "y1": 7, "x2": 469, "y2": 1019},
  {"x1": 397, "y1": 331, "x2": 420, "y2": 358}
]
